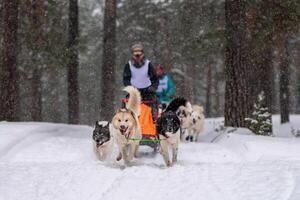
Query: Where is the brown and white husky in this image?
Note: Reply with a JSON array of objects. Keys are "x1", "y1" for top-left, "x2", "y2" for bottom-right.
[{"x1": 111, "y1": 86, "x2": 142, "y2": 165}]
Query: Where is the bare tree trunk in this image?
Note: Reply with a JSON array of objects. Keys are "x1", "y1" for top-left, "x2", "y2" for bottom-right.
[
  {"x1": 272, "y1": 64, "x2": 278, "y2": 114},
  {"x1": 224, "y1": 0, "x2": 250, "y2": 127},
  {"x1": 213, "y1": 65, "x2": 220, "y2": 116},
  {"x1": 279, "y1": 38, "x2": 290, "y2": 123},
  {"x1": 205, "y1": 63, "x2": 212, "y2": 117},
  {"x1": 0, "y1": 0, "x2": 19, "y2": 121},
  {"x1": 67, "y1": 0, "x2": 79, "y2": 124},
  {"x1": 31, "y1": 68, "x2": 42, "y2": 120},
  {"x1": 28, "y1": 0, "x2": 43, "y2": 121},
  {"x1": 175, "y1": 66, "x2": 185, "y2": 98},
  {"x1": 296, "y1": 66, "x2": 300, "y2": 114},
  {"x1": 296, "y1": 44, "x2": 300, "y2": 114},
  {"x1": 100, "y1": 0, "x2": 116, "y2": 120},
  {"x1": 159, "y1": 15, "x2": 173, "y2": 72},
  {"x1": 45, "y1": 67, "x2": 62, "y2": 123},
  {"x1": 181, "y1": 0, "x2": 197, "y2": 101},
  {"x1": 185, "y1": 66, "x2": 196, "y2": 102}
]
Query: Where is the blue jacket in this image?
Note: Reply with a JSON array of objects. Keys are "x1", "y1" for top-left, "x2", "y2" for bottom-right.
[{"x1": 156, "y1": 74, "x2": 175, "y2": 104}]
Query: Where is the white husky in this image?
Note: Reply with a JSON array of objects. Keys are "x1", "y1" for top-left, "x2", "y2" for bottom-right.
[{"x1": 188, "y1": 105, "x2": 205, "y2": 142}]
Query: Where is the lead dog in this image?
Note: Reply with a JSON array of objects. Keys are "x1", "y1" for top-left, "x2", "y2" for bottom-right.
[
  {"x1": 156, "y1": 97, "x2": 187, "y2": 167},
  {"x1": 111, "y1": 86, "x2": 141, "y2": 165},
  {"x1": 92, "y1": 121, "x2": 114, "y2": 161}
]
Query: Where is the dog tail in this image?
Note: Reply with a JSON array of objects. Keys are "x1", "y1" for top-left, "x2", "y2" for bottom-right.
[
  {"x1": 165, "y1": 97, "x2": 192, "y2": 112},
  {"x1": 123, "y1": 86, "x2": 141, "y2": 116}
]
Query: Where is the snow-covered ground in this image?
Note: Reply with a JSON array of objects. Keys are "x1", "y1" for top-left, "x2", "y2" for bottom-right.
[{"x1": 1, "y1": 115, "x2": 300, "y2": 200}]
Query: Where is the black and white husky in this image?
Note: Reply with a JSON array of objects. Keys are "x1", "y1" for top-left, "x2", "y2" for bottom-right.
[
  {"x1": 156, "y1": 97, "x2": 188, "y2": 167},
  {"x1": 92, "y1": 121, "x2": 114, "y2": 161}
]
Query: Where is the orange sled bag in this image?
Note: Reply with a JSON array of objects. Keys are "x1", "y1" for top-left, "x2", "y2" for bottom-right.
[{"x1": 138, "y1": 103, "x2": 157, "y2": 136}]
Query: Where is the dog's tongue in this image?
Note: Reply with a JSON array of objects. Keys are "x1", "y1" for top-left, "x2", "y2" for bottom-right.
[{"x1": 120, "y1": 127, "x2": 128, "y2": 134}]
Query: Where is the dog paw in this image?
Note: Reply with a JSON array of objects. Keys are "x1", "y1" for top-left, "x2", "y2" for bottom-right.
[
  {"x1": 185, "y1": 136, "x2": 190, "y2": 141},
  {"x1": 190, "y1": 136, "x2": 194, "y2": 142},
  {"x1": 166, "y1": 161, "x2": 171, "y2": 167},
  {"x1": 116, "y1": 154, "x2": 122, "y2": 161}
]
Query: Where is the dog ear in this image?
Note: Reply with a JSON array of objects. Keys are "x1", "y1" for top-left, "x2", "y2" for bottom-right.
[
  {"x1": 95, "y1": 121, "x2": 99, "y2": 127},
  {"x1": 116, "y1": 108, "x2": 127, "y2": 114},
  {"x1": 186, "y1": 102, "x2": 193, "y2": 113}
]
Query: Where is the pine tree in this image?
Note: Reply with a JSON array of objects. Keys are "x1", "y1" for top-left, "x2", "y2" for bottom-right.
[{"x1": 246, "y1": 92, "x2": 272, "y2": 136}]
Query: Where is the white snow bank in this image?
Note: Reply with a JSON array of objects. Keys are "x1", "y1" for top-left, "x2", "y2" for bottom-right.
[{"x1": 1, "y1": 116, "x2": 300, "y2": 200}]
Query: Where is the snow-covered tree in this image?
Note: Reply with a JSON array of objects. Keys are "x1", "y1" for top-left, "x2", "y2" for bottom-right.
[{"x1": 246, "y1": 92, "x2": 273, "y2": 136}]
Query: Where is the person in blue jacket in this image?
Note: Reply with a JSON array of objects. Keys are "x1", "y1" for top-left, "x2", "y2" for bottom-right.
[{"x1": 155, "y1": 64, "x2": 175, "y2": 104}]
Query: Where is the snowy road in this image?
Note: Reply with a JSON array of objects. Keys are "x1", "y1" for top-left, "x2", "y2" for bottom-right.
[{"x1": 1, "y1": 118, "x2": 300, "y2": 200}]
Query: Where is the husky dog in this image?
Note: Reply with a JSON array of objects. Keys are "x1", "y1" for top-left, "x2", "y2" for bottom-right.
[
  {"x1": 173, "y1": 98, "x2": 192, "y2": 140},
  {"x1": 92, "y1": 121, "x2": 114, "y2": 161},
  {"x1": 156, "y1": 97, "x2": 187, "y2": 167},
  {"x1": 188, "y1": 105, "x2": 205, "y2": 142},
  {"x1": 112, "y1": 86, "x2": 141, "y2": 165}
]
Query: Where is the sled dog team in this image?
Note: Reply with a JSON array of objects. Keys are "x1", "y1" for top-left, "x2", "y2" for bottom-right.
[{"x1": 93, "y1": 86, "x2": 205, "y2": 167}]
